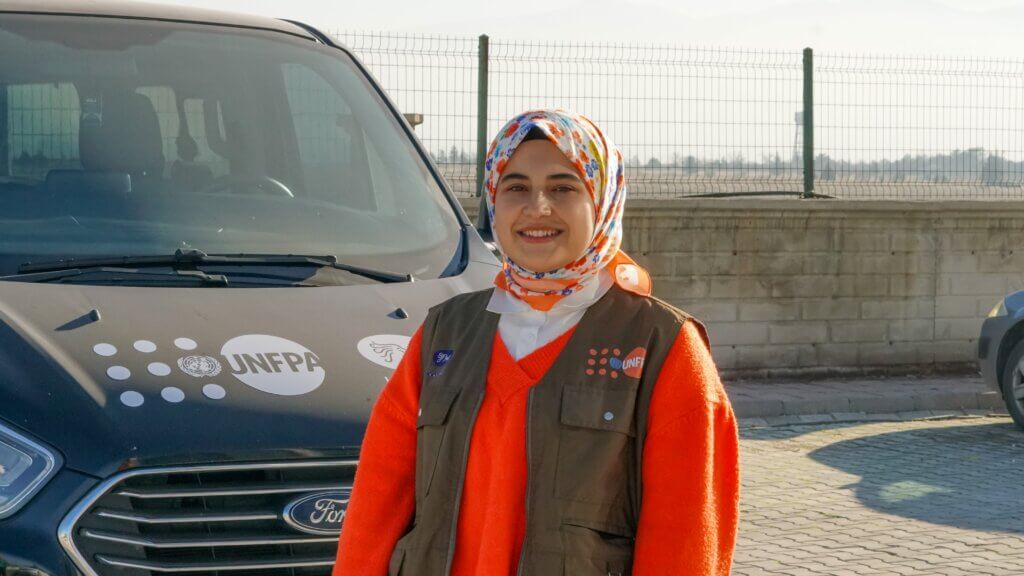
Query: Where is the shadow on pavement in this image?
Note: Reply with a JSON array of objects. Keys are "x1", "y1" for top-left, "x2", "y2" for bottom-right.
[{"x1": 807, "y1": 420, "x2": 1024, "y2": 534}]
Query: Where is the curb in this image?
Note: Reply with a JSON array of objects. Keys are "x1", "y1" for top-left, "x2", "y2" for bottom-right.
[
  {"x1": 732, "y1": 390, "x2": 1004, "y2": 420},
  {"x1": 738, "y1": 407, "x2": 1010, "y2": 429}
]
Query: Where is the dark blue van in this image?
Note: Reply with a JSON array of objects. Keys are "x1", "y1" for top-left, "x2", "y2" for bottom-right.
[{"x1": 0, "y1": 1, "x2": 498, "y2": 572}]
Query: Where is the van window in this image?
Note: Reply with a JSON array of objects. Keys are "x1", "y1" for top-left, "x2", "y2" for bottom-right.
[
  {"x1": 7, "y1": 83, "x2": 81, "y2": 180},
  {"x1": 135, "y1": 85, "x2": 231, "y2": 179},
  {"x1": 282, "y1": 63, "x2": 373, "y2": 210},
  {"x1": 0, "y1": 15, "x2": 460, "y2": 280}
]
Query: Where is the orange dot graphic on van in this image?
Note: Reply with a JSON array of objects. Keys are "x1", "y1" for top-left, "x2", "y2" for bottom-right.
[{"x1": 622, "y1": 347, "x2": 647, "y2": 378}]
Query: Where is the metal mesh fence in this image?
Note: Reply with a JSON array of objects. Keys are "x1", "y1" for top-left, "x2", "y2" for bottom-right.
[
  {"x1": 487, "y1": 42, "x2": 805, "y2": 198},
  {"x1": 814, "y1": 54, "x2": 1024, "y2": 200},
  {"x1": 6, "y1": 29, "x2": 1024, "y2": 201},
  {"x1": 7, "y1": 83, "x2": 80, "y2": 180},
  {"x1": 336, "y1": 31, "x2": 1024, "y2": 201},
  {"x1": 334, "y1": 32, "x2": 480, "y2": 196}
]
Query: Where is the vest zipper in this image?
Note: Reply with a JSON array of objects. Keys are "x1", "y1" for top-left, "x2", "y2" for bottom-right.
[
  {"x1": 443, "y1": 389, "x2": 486, "y2": 575},
  {"x1": 515, "y1": 387, "x2": 535, "y2": 576}
]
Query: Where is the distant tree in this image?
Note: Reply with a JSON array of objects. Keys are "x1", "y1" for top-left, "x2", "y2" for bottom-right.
[
  {"x1": 422, "y1": 143, "x2": 1018, "y2": 188},
  {"x1": 815, "y1": 153, "x2": 835, "y2": 181},
  {"x1": 984, "y1": 153, "x2": 1006, "y2": 186},
  {"x1": 12, "y1": 150, "x2": 50, "y2": 179},
  {"x1": 685, "y1": 155, "x2": 697, "y2": 175}
]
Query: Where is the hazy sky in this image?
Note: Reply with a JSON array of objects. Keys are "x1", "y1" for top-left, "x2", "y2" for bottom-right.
[
  {"x1": 136, "y1": 0, "x2": 1024, "y2": 170},
  {"x1": 152, "y1": 0, "x2": 1024, "y2": 58}
]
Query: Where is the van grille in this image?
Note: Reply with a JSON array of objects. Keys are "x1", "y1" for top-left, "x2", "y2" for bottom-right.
[{"x1": 60, "y1": 460, "x2": 356, "y2": 575}]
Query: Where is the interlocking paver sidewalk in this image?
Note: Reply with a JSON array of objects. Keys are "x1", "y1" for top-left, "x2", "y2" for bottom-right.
[
  {"x1": 736, "y1": 417, "x2": 1024, "y2": 576},
  {"x1": 726, "y1": 374, "x2": 1005, "y2": 426}
]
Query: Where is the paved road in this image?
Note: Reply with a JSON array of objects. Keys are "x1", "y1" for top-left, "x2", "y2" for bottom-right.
[{"x1": 736, "y1": 416, "x2": 1024, "y2": 575}]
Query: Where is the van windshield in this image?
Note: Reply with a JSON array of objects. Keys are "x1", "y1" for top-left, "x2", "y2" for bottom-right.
[{"x1": 0, "y1": 15, "x2": 461, "y2": 281}]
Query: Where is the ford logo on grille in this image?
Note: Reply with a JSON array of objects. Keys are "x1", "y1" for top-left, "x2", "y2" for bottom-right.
[{"x1": 283, "y1": 489, "x2": 351, "y2": 535}]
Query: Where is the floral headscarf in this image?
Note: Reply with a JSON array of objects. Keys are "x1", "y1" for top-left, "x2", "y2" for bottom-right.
[{"x1": 483, "y1": 109, "x2": 651, "y2": 312}]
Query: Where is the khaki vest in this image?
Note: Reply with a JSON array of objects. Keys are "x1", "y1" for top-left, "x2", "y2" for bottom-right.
[{"x1": 387, "y1": 284, "x2": 709, "y2": 576}]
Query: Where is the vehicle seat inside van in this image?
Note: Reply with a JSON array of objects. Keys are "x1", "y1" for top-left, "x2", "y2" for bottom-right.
[{"x1": 45, "y1": 91, "x2": 166, "y2": 195}]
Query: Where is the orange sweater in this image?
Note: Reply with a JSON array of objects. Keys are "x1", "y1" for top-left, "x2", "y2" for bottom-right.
[{"x1": 334, "y1": 319, "x2": 739, "y2": 575}]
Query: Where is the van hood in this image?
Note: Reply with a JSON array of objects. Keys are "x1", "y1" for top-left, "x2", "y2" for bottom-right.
[{"x1": 0, "y1": 257, "x2": 497, "y2": 478}]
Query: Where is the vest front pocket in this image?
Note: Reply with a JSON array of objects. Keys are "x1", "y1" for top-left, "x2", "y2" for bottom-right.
[
  {"x1": 416, "y1": 384, "x2": 461, "y2": 498},
  {"x1": 555, "y1": 384, "x2": 638, "y2": 504},
  {"x1": 561, "y1": 521, "x2": 635, "y2": 576}
]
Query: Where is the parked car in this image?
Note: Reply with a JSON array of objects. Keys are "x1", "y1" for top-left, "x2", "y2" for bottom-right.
[
  {"x1": 0, "y1": 1, "x2": 499, "y2": 572},
  {"x1": 978, "y1": 291, "x2": 1024, "y2": 429}
]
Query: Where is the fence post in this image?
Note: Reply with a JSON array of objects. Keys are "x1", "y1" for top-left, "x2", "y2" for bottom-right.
[
  {"x1": 475, "y1": 34, "x2": 490, "y2": 197},
  {"x1": 802, "y1": 47, "x2": 814, "y2": 198}
]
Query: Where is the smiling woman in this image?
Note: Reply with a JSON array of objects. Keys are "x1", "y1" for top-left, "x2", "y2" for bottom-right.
[
  {"x1": 492, "y1": 127, "x2": 596, "y2": 283},
  {"x1": 334, "y1": 109, "x2": 739, "y2": 576}
]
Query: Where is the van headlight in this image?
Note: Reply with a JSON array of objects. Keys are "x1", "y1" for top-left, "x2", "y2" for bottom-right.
[
  {"x1": 0, "y1": 420, "x2": 61, "y2": 519},
  {"x1": 988, "y1": 300, "x2": 1008, "y2": 318}
]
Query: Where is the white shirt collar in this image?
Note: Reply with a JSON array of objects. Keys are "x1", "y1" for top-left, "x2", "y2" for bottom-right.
[{"x1": 486, "y1": 267, "x2": 614, "y2": 315}]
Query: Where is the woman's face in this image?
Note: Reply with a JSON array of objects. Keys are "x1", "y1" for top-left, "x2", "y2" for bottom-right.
[{"x1": 493, "y1": 139, "x2": 595, "y2": 274}]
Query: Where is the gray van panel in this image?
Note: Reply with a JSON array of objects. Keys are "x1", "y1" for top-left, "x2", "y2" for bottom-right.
[{"x1": 0, "y1": 234, "x2": 499, "y2": 478}]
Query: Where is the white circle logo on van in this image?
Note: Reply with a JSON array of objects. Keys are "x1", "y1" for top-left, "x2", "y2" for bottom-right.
[
  {"x1": 357, "y1": 334, "x2": 410, "y2": 370},
  {"x1": 177, "y1": 355, "x2": 222, "y2": 378},
  {"x1": 221, "y1": 334, "x2": 325, "y2": 396}
]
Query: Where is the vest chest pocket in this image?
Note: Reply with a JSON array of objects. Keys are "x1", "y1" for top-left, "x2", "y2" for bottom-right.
[
  {"x1": 555, "y1": 384, "x2": 638, "y2": 504},
  {"x1": 416, "y1": 384, "x2": 461, "y2": 498}
]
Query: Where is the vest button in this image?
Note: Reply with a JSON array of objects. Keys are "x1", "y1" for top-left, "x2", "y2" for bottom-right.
[{"x1": 603, "y1": 411, "x2": 614, "y2": 421}]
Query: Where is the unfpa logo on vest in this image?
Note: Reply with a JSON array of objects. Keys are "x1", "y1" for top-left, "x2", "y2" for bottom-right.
[
  {"x1": 586, "y1": 346, "x2": 646, "y2": 379},
  {"x1": 622, "y1": 347, "x2": 646, "y2": 378}
]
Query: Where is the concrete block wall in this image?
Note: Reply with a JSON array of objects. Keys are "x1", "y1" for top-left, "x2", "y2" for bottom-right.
[{"x1": 459, "y1": 197, "x2": 1024, "y2": 380}]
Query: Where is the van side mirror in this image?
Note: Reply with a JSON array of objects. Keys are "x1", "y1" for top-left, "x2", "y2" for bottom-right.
[{"x1": 402, "y1": 113, "x2": 423, "y2": 129}]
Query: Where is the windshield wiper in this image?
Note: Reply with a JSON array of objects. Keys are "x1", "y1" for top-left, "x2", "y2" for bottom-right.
[
  {"x1": 18, "y1": 249, "x2": 413, "y2": 283},
  {"x1": 2, "y1": 267, "x2": 231, "y2": 286}
]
